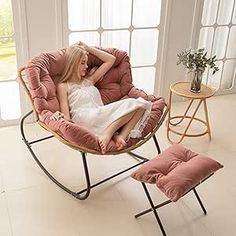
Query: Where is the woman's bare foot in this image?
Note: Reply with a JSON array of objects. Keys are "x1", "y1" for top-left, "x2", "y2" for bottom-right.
[
  {"x1": 113, "y1": 133, "x2": 127, "y2": 150},
  {"x1": 98, "y1": 134, "x2": 111, "y2": 154}
]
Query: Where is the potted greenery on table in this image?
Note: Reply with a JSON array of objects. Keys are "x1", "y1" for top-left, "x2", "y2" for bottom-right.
[{"x1": 177, "y1": 48, "x2": 219, "y2": 93}]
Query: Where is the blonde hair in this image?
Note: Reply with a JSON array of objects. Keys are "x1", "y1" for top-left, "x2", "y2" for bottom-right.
[{"x1": 60, "y1": 45, "x2": 88, "y2": 83}]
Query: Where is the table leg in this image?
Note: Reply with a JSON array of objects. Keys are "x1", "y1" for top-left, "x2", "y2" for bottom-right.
[
  {"x1": 177, "y1": 99, "x2": 203, "y2": 143},
  {"x1": 203, "y1": 99, "x2": 212, "y2": 140},
  {"x1": 167, "y1": 99, "x2": 204, "y2": 143},
  {"x1": 167, "y1": 91, "x2": 172, "y2": 143},
  {"x1": 169, "y1": 99, "x2": 194, "y2": 126}
]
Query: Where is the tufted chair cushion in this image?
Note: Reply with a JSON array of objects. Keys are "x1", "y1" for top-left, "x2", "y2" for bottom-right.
[{"x1": 24, "y1": 48, "x2": 165, "y2": 153}]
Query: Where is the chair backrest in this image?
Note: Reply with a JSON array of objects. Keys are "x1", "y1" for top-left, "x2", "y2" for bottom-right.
[
  {"x1": 19, "y1": 47, "x2": 167, "y2": 154},
  {"x1": 20, "y1": 48, "x2": 134, "y2": 121}
]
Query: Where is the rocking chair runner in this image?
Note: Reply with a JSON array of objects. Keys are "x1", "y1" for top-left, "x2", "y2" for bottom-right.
[{"x1": 18, "y1": 47, "x2": 168, "y2": 200}]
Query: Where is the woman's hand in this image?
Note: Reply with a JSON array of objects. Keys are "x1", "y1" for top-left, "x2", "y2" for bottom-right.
[{"x1": 50, "y1": 111, "x2": 65, "y2": 121}]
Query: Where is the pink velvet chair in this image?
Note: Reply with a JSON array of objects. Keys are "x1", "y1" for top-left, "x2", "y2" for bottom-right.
[{"x1": 18, "y1": 47, "x2": 168, "y2": 200}]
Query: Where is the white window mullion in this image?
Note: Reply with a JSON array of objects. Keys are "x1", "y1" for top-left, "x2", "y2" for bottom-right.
[{"x1": 128, "y1": 0, "x2": 134, "y2": 57}]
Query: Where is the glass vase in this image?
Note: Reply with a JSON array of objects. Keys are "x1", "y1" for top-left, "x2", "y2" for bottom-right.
[{"x1": 190, "y1": 70, "x2": 203, "y2": 93}]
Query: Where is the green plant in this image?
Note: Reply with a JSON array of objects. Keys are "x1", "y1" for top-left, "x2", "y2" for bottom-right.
[{"x1": 177, "y1": 48, "x2": 219, "y2": 74}]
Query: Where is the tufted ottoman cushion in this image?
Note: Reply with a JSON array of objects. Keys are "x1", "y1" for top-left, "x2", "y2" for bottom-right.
[{"x1": 131, "y1": 144, "x2": 223, "y2": 202}]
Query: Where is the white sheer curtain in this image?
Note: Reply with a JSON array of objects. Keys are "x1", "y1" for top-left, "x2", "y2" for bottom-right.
[
  {"x1": 67, "y1": 0, "x2": 162, "y2": 95},
  {"x1": 199, "y1": 0, "x2": 236, "y2": 92}
]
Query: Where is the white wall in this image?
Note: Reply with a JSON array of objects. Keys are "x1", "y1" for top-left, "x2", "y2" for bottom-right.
[
  {"x1": 25, "y1": 0, "x2": 61, "y2": 57},
  {"x1": 13, "y1": 0, "x2": 63, "y2": 65},
  {"x1": 158, "y1": 0, "x2": 198, "y2": 100}
]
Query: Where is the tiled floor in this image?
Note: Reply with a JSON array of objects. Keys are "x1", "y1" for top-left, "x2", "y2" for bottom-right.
[{"x1": 0, "y1": 94, "x2": 235, "y2": 236}]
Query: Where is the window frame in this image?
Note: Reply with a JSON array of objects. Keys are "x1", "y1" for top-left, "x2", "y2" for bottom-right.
[{"x1": 61, "y1": 0, "x2": 167, "y2": 97}]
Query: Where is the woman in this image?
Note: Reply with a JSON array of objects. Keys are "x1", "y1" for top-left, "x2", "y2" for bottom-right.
[{"x1": 50, "y1": 42, "x2": 152, "y2": 153}]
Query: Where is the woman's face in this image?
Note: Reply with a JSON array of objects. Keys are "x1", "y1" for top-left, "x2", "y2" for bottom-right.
[{"x1": 78, "y1": 54, "x2": 88, "y2": 77}]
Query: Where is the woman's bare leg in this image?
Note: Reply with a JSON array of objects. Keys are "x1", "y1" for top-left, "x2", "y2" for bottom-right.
[
  {"x1": 113, "y1": 108, "x2": 145, "y2": 149},
  {"x1": 98, "y1": 110, "x2": 137, "y2": 153}
]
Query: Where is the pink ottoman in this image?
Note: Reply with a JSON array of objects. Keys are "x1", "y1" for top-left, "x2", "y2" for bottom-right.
[{"x1": 131, "y1": 144, "x2": 223, "y2": 236}]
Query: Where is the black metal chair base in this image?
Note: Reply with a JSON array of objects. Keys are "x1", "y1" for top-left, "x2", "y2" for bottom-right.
[
  {"x1": 20, "y1": 111, "x2": 161, "y2": 200},
  {"x1": 135, "y1": 182, "x2": 208, "y2": 236}
]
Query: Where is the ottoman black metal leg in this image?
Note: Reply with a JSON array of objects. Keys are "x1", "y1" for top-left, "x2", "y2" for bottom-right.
[
  {"x1": 136, "y1": 182, "x2": 167, "y2": 236},
  {"x1": 193, "y1": 188, "x2": 207, "y2": 214}
]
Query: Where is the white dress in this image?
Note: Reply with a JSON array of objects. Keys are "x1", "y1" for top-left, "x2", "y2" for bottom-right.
[{"x1": 67, "y1": 79, "x2": 152, "y2": 139}]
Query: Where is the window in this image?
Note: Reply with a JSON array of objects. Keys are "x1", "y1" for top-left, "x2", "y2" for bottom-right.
[
  {"x1": 0, "y1": 0, "x2": 21, "y2": 121},
  {"x1": 199, "y1": 0, "x2": 236, "y2": 92},
  {"x1": 67, "y1": 0, "x2": 162, "y2": 94}
]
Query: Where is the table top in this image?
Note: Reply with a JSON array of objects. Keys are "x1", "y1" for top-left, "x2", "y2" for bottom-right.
[{"x1": 170, "y1": 81, "x2": 216, "y2": 99}]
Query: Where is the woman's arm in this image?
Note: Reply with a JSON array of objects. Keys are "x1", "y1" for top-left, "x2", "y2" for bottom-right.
[
  {"x1": 79, "y1": 42, "x2": 116, "y2": 84},
  {"x1": 50, "y1": 83, "x2": 70, "y2": 121}
]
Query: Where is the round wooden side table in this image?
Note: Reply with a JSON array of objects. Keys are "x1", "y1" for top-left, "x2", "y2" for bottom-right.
[{"x1": 166, "y1": 81, "x2": 216, "y2": 144}]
